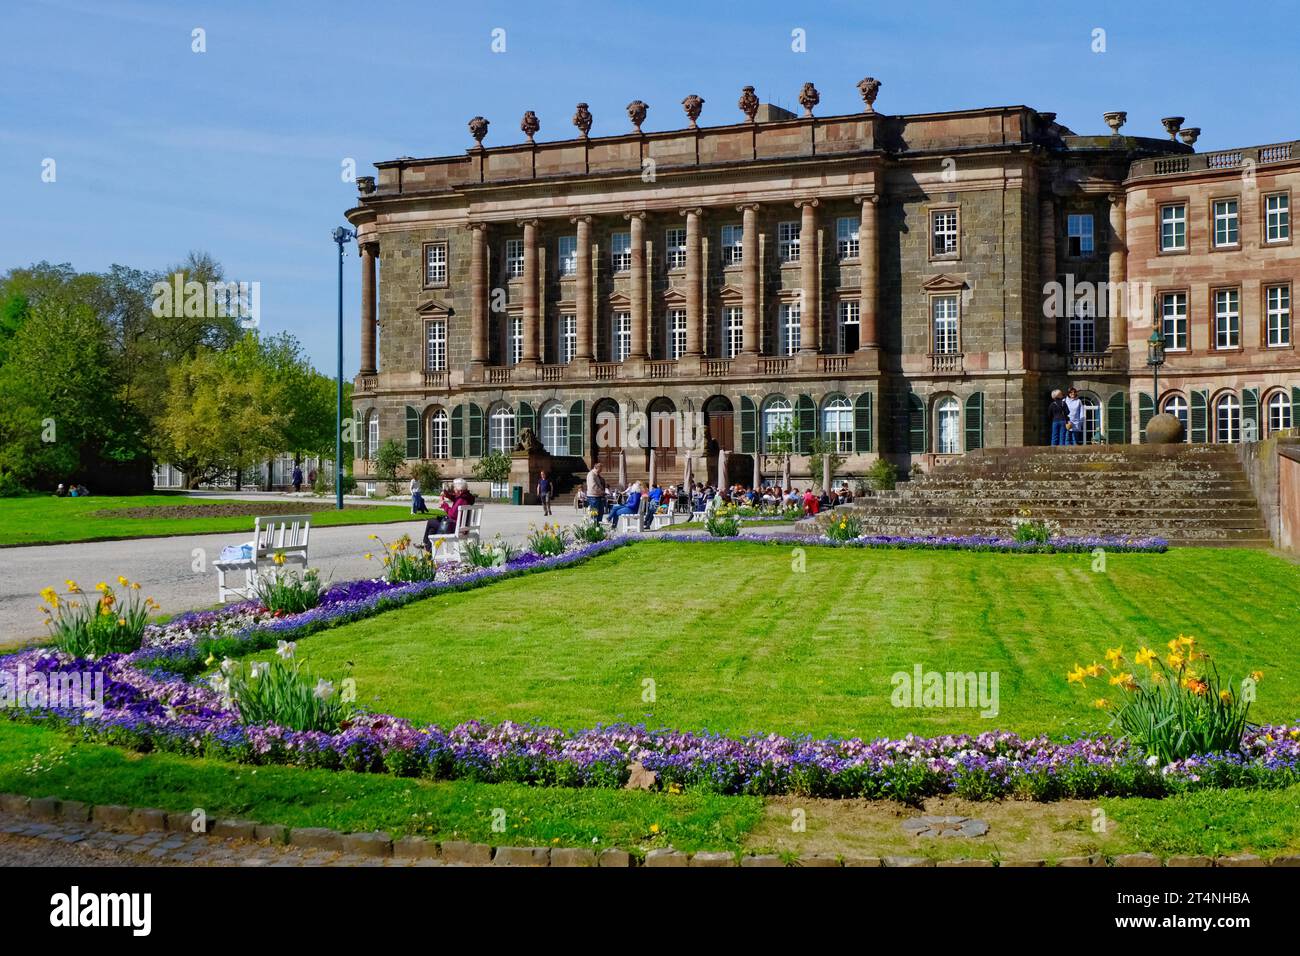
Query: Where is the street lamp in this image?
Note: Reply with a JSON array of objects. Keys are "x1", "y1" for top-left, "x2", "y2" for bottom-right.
[
  {"x1": 332, "y1": 226, "x2": 355, "y2": 510},
  {"x1": 1146, "y1": 327, "x2": 1166, "y2": 403}
]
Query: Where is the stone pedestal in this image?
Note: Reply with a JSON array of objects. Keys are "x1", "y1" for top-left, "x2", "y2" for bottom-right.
[{"x1": 509, "y1": 449, "x2": 552, "y2": 504}]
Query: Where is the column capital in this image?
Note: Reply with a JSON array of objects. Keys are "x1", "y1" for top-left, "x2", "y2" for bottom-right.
[
  {"x1": 624, "y1": 210, "x2": 647, "y2": 222},
  {"x1": 570, "y1": 214, "x2": 593, "y2": 225},
  {"x1": 853, "y1": 193, "x2": 880, "y2": 206},
  {"x1": 466, "y1": 221, "x2": 490, "y2": 234},
  {"x1": 794, "y1": 197, "x2": 821, "y2": 209},
  {"x1": 1107, "y1": 192, "x2": 1126, "y2": 206},
  {"x1": 679, "y1": 206, "x2": 703, "y2": 218},
  {"x1": 736, "y1": 202, "x2": 761, "y2": 213},
  {"x1": 516, "y1": 217, "x2": 541, "y2": 229}
]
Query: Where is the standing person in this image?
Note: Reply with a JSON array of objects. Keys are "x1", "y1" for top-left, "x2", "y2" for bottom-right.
[
  {"x1": 1065, "y1": 387, "x2": 1085, "y2": 445},
  {"x1": 585, "y1": 462, "x2": 608, "y2": 521},
  {"x1": 291, "y1": 463, "x2": 303, "y2": 493},
  {"x1": 1048, "y1": 389, "x2": 1069, "y2": 446},
  {"x1": 537, "y1": 470, "x2": 553, "y2": 516},
  {"x1": 307, "y1": 467, "x2": 317, "y2": 489},
  {"x1": 409, "y1": 474, "x2": 427, "y2": 514}
]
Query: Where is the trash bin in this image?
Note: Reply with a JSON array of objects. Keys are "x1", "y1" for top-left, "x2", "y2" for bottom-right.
[{"x1": 511, "y1": 485, "x2": 523, "y2": 506}]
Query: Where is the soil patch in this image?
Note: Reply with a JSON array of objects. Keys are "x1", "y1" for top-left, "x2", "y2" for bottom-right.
[{"x1": 92, "y1": 502, "x2": 382, "y2": 520}]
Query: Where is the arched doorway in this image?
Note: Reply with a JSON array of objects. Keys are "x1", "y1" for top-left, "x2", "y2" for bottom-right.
[
  {"x1": 702, "y1": 395, "x2": 733, "y2": 486},
  {"x1": 591, "y1": 398, "x2": 621, "y2": 472},
  {"x1": 647, "y1": 397, "x2": 677, "y2": 476}
]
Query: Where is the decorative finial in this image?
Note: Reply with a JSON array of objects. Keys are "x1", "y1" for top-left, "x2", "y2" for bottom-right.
[
  {"x1": 682, "y1": 94, "x2": 705, "y2": 128},
  {"x1": 738, "y1": 85, "x2": 759, "y2": 122},
  {"x1": 626, "y1": 100, "x2": 648, "y2": 133},
  {"x1": 856, "y1": 77, "x2": 881, "y2": 113},
  {"x1": 1161, "y1": 116, "x2": 1185, "y2": 140},
  {"x1": 1178, "y1": 127, "x2": 1200, "y2": 148},
  {"x1": 798, "y1": 82, "x2": 820, "y2": 118},
  {"x1": 356, "y1": 175, "x2": 375, "y2": 195},
  {"x1": 468, "y1": 115, "x2": 490, "y2": 146},
  {"x1": 572, "y1": 103, "x2": 593, "y2": 139},
  {"x1": 520, "y1": 111, "x2": 540, "y2": 143},
  {"x1": 1103, "y1": 111, "x2": 1127, "y2": 135}
]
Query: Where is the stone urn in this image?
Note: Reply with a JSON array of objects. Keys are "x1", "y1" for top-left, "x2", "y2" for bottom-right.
[{"x1": 1145, "y1": 412, "x2": 1185, "y2": 444}]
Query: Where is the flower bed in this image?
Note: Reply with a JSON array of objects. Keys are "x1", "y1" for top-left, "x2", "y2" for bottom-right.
[{"x1": 663, "y1": 532, "x2": 1169, "y2": 553}]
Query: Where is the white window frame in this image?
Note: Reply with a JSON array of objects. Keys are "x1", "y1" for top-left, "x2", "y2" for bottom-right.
[
  {"x1": 560, "y1": 313, "x2": 577, "y2": 364},
  {"x1": 1266, "y1": 193, "x2": 1290, "y2": 243},
  {"x1": 1163, "y1": 395, "x2": 1189, "y2": 441},
  {"x1": 424, "y1": 242, "x2": 447, "y2": 286},
  {"x1": 1266, "y1": 284, "x2": 1291, "y2": 348},
  {"x1": 1160, "y1": 204, "x2": 1187, "y2": 252},
  {"x1": 665, "y1": 228, "x2": 687, "y2": 269},
  {"x1": 1161, "y1": 292, "x2": 1188, "y2": 351},
  {"x1": 1067, "y1": 214, "x2": 1094, "y2": 257},
  {"x1": 931, "y1": 209, "x2": 958, "y2": 257},
  {"x1": 1267, "y1": 391, "x2": 1292, "y2": 435},
  {"x1": 541, "y1": 403, "x2": 568, "y2": 455},
  {"x1": 721, "y1": 225, "x2": 744, "y2": 266},
  {"x1": 780, "y1": 302, "x2": 801, "y2": 356},
  {"x1": 509, "y1": 315, "x2": 523, "y2": 365},
  {"x1": 724, "y1": 307, "x2": 743, "y2": 359},
  {"x1": 429, "y1": 409, "x2": 449, "y2": 459},
  {"x1": 613, "y1": 311, "x2": 631, "y2": 362},
  {"x1": 1068, "y1": 300, "x2": 1096, "y2": 354},
  {"x1": 611, "y1": 232, "x2": 632, "y2": 272},
  {"x1": 1081, "y1": 397, "x2": 1101, "y2": 445},
  {"x1": 1216, "y1": 395, "x2": 1241, "y2": 444},
  {"x1": 822, "y1": 396, "x2": 853, "y2": 453},
  {"x1": 762, "y1": 397, "x2": 793, "y2": 452},
  {"x1": 932, "y1": 295, "x2": 959, "y2": 354},
  {"x1": 837, "y1": 300, "x2": 860, "y2": 354},
  {"x1": 489, "y1": 405, "x2": 517, "y2": 454},
  {"x1": 937, "y1": 397, "x2": 961, "y2": 454},
  {"x1": 778, "y1": 221, "x2": 801, "y2": 263},
  {"x1": 366, "y1": 412, "x2": 379, "y2": 460},
  {"x1": 668, "y1": 309, "x2": 687, "y2": 359},
  {"x1": 557, "y1": 236, "x2": 577, "y2": 276},
  {"x1": 1214, "y1": 288, "x2": 1240, "y2": 349},
  {"x1": 505, "y1": 239, "x2": 525, "y2": 278},
  {"x1": 1213, "y1": 199, "x2": 1239, "y2": 248},
  {"x1": 836, "y1": 217, "x2": 860, "y2": 259},
  {"x1": 425, "y1": 320, "x2": 446, "y2": 371}
]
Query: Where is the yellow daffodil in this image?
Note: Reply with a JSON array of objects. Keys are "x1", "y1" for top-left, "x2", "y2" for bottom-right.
[
  {"x1": 1134, "y1": 646, "x2": 1156, "y2": 667},
  {"x1": 1092, "y1": 698, "x2": 1109, "y2": 709},
  {"x1": 117, "y1": 617, "x2": 126, "y2": 626},
  {"x1": 1219, "y1": 690, "x2": 1232, "y2": 703},
  {"x1": 649, "y1": 823, "x2": 660, "y2": 834},
  {"x1": 117, "y1": 575, "x2": 129, "y2": 586},
  {"x1": 368, "y1": 534, "x2": 379, "y2": 540},
  {"x1": 1085, "y1": 662, "x2": 1103, "y2": 678},
  {"x1": 1108, "y1": 672, "x2": 1134, "y2": 687},
  {"x1": 95, "y1": 582, "x2": 110, "y2": 593},
  {"x1": 1104, "y1": 646, "x2": 1124, "y2": 666},
  {"x1": 1178, "y1": 635, "x2": 1195, "y2": 648},
  {"x1": 1167, "y1": 637, "x2": 1181, "y2": 653},
  {"x1": 66, "y1": 580, "x2": 80, "y2": 592},
  {"x1": 130, "y1": 581, "x2": 140, "y2": 590},
  {"x1": 1250, "y1": 671, "x2": 1264, "y2": 682},
  {"x1": 272, "y1": 552, "x2": 286, "y2": 566},
  {"x1": 1066, "y1": 665, "x2": 1086, "y2": 684},
  {"x1": 40, "y1": 587, "x2": 59, "y2": 607},
  {"x1": 364, "y1": 553, "x2": 373, "y2": 561},
  {"x1": 1166, "y1": 652, "x2": 1184, "y2": 669}
]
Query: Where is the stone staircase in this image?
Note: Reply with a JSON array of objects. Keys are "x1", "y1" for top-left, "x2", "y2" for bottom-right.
[{"x1": 821, "y1": 445, "x2": 1271, "y2": 547}]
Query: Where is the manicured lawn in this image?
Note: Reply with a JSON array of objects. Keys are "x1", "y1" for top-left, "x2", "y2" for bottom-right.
[
  {"x1": 257, "y1": 540, "x2": 1300, "y2": 739},
  {"x1": 0, "y1": 494, "x2": 419, "y2": 546}
]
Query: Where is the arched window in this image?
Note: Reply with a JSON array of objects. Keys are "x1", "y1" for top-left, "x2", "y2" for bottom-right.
[
  {"x1": 1163, "y1": 395, "x2": 1189, "y2": 440},
  {"x1": 821, "y1": 395, "x2": 853, "y2": 453},
  {"x1": 489, "y1": 405, "x2": 516, "y2": 453},
  {"x1": 541, "y1": 402, "x2": 568, "y2": 455},
  {"x1": 1216, "y1": 394, "x2": 1241, "y2": 443},
  {"x1": 429, "y1": 409, "x2": 449, "y2": 460},
  {"x1": 366, "y1": 411, "x2": 379, "y2": 460},
  {"x1": 1267, "y1": 391, "x2": 1293, "y2": 436},
  {"x1": 1080, "y1": 395, "x2": 1101, "y2": 445},
  {"x1": 762, "y1": 397, "x2": 793, "y2": 453},
  {"x1": 936, "y1": 396, "x2": 961, "y2": 453}
]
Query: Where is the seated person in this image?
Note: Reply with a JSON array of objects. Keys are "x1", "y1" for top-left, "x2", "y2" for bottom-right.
[
  {"x1": 802, "y1": 488, "x2": 820, "y2": 516},
  {"x1": 423, "y1": 477, "x2": 475, "y2": 552},
  {"x1": 607, "y1": 481, "x2": 643, "y2": 528}
]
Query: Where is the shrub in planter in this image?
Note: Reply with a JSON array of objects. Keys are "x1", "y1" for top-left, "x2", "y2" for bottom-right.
[
  {"x1": 705, "y1": 506, "x2": 742, "y2": 538},
  {"x1": 824, "y1": 512, "x2": 863, "y2": 543},
  {"x1": 215, "y1": 641, "x2": 355, "y2": 733}
]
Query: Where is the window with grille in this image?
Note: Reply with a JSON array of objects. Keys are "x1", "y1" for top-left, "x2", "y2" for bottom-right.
[
  {"x1": 1266, "y1": 285, "x2": 1291, "y2": 347},
  {"x1": 424, "y1": 243, "x2": 447, "y2": 286},
  {"x1": 1067, "y1": 214, "x2": 1094, "y2": 257},
  {"x1": 1081, "y1": 397, "x2": 1101, "y2": 445},
  {"x1": 668, "y1": 309, "x2": 686, "y2": 359},
  {"x1": 721, "y1": 225, "x2": 744, "y2": 265},
  {"x1": 510, "y1": 316, "x2": 523, "y2": 365},
  {"x1": 1214, "y1": 288, "x2": 1240, "y2": 349},
  {"x1": 1161, "y1": 292, "x2": 1188, "y2": 350},
  {"x1": 1213, "y1": 200, "x2": 1239, "y2": 247},
  {"x1": 506, "y1": 239, "x2": 525, "y2": 278},
  {"x1": 611, "y1": 232, "x2": 631, "y2": 272},
  {"x1": 931, "y1": 209, "x2": 958, "y2": 257},
  {"x1": 780, "y1": 303, "x2": 801, "y2": 355},
  {"x1": 1163, "y1": 396, "x2": 1189, "y2": 440},
  {"x1": 1266, "y1": 193, "x2": 1290, "y2": 243},
  {"x1": 1216, "y1": 395, "x2": 1241, "y2": 443},
  {"x1": 1068, "y1": 301, "x2": 1096, "y2": 353},
  {"x1": 836, "y1": 217, "x2": 859, "y2": 259},
  {"x1": 762, "y1": 398, "x2": 792, "y2": 452},
  {"x1": 429, "y1": 410, "x2": 449, "y2": 459},
  {"x1": 937, "y1": 397, "x2": 961, "y2": 454},
  {"x1": 724, "y1": 307, "x2": 743, "y2": 359},
  {"x1": 665, "y1": 228, "x2": 687, "y2": 269},
  {"x1": 822, "y1": 396, "x2": 853, "y2": 453},
  {"x1": 489, "y1": 406, "x2": 516, "y2": 453},
  {"x1": 613, "y1": 311, "x2": 631, "y2": 361},
  {"x1": 367, "y1": 412, "x2": 379, "y2": 459},
  {"x1": 778, "y1": 221, "x2": 800, "y2": 263},
  {"x1": 425, "y1": 320, "x2": 446, "y2": 371},
  {"x1": 561, "y1": 314, "x2": 577, "y2": 363},
  {"x1": 541, "y1": 403, "x2": 568, "y2": 455},
  {"x1": 932, "y1": 295, "x2": 959, "y2": 353},
  {"x1": 1160, "y1": 204, "x2": 1187, "y2": 251},
  {"x1": 557, "y1": 236, "x2": 577, "y2": 276},
  {"x1": 1267, "y1": 391, "x2": 1292, "y2": 435},
  {"x1": 837, "y1": 300, "x2": 859, "y2": 353}
]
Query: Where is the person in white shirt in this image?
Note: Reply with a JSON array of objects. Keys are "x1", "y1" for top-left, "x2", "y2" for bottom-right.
[{"x1": 1064, "y1": 387, "x2": 1085, "y2": 445}]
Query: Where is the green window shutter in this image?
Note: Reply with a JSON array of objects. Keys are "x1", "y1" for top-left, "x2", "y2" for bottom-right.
[
  {"x1": 405, "y1": 406, "x2": 421, "y2": 459},
  {"x1": 568, "y1": 400, "x2": 584, "y2": 457},
  {"x1": 1137, "y1": 393, "x2": 1155, "y2": 444},
  {"x1": 739, "y1": 396, "x2": 757, "y2": 454},
  {"x1": 1293, "y1": 387, "x2": 1300, "y2": 432},
  {"x1": 1106, "y1": 392, "x2": 1129, "y2": 445},
  {"x1": 964, "y1": 392, "x2": 984, "y2": 451},
  {"x1": 352, "y1": 411, "x2": 363, "y2": 460},
  {"x1": 1190, "y1": 390, "x2": 1209, "y2": 443},
  {"x1": 518, "y1": 400, "x2": 535, "y2": 436},
  {"x1": 467, "y1": 403, "x2": 484, "y2": 458},
  {"x1": 795, "y1": 394, "x2": 816, "y2": 453},
  {"x1": 1242, "y1": 388, "x2": 1260, "y2": 442},
  {"x1": 450, "y1": 404, "x2": 465, "y2": 458},
  {"x1": 908, "y1": 393, "x2": 927, "y2": 453},
  {"x1": 853, "y1": 392, "x2": 873, "y2": 453}
]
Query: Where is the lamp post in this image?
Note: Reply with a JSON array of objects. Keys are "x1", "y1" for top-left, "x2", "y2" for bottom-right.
[
  {"x1": 332, "y1": 226, "x2": 355, "y2": 510},
  {"x1": 1146, "y1": 328, "x2": 1166, "y2": 403}
]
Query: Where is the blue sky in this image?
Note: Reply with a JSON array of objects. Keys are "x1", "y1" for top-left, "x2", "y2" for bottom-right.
[{"x1": 2, "y1": 0, "x2": 1295, "y2": 377}]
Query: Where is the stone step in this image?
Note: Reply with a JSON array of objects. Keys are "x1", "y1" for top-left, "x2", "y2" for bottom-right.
[{"x1": 850, "y1": 504, "x2": 1265, "y2": 521}]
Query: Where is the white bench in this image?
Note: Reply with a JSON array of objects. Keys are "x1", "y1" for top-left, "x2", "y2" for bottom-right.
[
  {"x1": 426, "y1": 505, "x2": 484, "y2": 562},
  {"x1": 213, "y1": 514, "x2": 312, "y2": 603},
  {"x1": 615, "y1": 497, "x2": 651, "y2": 535}
]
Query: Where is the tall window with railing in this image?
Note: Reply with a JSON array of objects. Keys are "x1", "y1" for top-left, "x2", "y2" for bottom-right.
[
  {"x1": 425, "y1": 320, "x2": 446, "y2": 371},
  {"x1": 561, "y1": 314, "x2": 577, "y2": 363},
  {"x1": 837, "y1": 300, "x2": 859, "y2": 353},
  {"x1": 779, "y1": 303, "x2": 801, "y2": 355},
  {"x1": 932, "y1": 295, "x2": 959, "y2": 353},
  {"x1": 668, "y1": 309, "x2": 686, "y2": 359},
  {"x1": 613, "y1": 312, "x2": 631, "y2": 361},
  {"x1": 724, "y1": 307, "x2": 743, "y2": 358}
]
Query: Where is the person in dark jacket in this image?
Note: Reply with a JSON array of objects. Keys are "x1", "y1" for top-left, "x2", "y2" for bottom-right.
[
  {"x1": 423, "y1": 478, "x2": 475, "y2": 552},
  {"x1": 1048, "y1": 389, "x2": 1070, "y2": 446}
]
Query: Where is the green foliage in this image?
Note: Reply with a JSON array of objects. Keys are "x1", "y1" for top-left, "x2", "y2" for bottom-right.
[
  {"x1": 1011, "y1": 510, "x2": 1058, "y2": 544},
  {"x1": 766, "y1": 420, "x2": 795, "y2": 463},
  {"x1": 705, "y1": 506, "x2": 742, "y2": 538},
  {"x1": 865, "y1": 458, "x2": 898, "y2": 491},
  {"x1": 373, "y1": 438, "x2": 406, "y2": 494},
  {"x1": 527, "y1": 522, "x2": 569, "y2": 557},
  {"x1": 572, "y1": 517, "x2": 608, "y2": 544},
  {"x1": 824, "y1": 512, "x2": 863, "y2": 542},
  {"x1": 217, "y1": 647, "x2": 355, "y2": 734},
  {"x1": 41, "y1": 579, "x2": 155, "y2": 659},
  {"x1": 251, "y1": 562, "x2": 324, "y2": 615},
  {"x1": 471, "y1": 450, "x2": 512, "y2": 484},
  {"x1": 366, "y1": 533, "x2": 438, "y2": 583},
  {"x1": 408, "y1": 461, "x2": 442, "y2": 493},
  {"x1": 807, "y1": 436, "x2": 845, "y2": 489},
  {"x1": 461, "y1": 534, "x2": 521, "y2": 568}
]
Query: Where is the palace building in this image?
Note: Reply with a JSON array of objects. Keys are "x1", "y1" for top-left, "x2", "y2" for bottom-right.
[{"x1": 343, "y1": 80, "x2": 1299, "y2": 493}]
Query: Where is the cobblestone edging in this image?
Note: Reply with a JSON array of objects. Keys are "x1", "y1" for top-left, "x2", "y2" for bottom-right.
[{"x1": 5, "y1": 793, "x2": 1300, "y2": 867}]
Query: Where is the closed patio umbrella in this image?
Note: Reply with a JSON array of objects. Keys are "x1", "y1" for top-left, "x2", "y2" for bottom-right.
[
  {"x1": 618, "y1": 448, "x2": 627, "y2": 488},
  {"x1": 822, "y1": 451, "x2": 831, "y2": 493},
  {"x1": 718, "y1": 448, "x2": 728, "y2": 489},
  {"x1": 648, "y1": 448, "x2": 657, "y2": 489},
  {"x1": 752, "y1": 453, "x2": 760, "y2": 490},
  {"x1": 782, "y1": 454, "x2": 791, "y2": 490},
  {"x1": 682, "y1": 451, "x2": 692, "y2": 489}
]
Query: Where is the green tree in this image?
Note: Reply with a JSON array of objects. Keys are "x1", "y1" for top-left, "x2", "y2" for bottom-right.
[
  {"x1": 373, "y1": 438, "x2": 407, "y2": 495},
  {"x1": 808, "y1": 436, "x2": 846, "y2": 490}
]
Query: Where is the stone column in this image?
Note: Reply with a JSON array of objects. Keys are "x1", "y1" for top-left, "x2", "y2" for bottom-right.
[
  {"x1": 628, "y1": 211, "x2": 647, "y2": 358},
  {"x1": 1039, "y1": 197, "x2": 1057, "y2": 350},
  {"x1": 573, "y1": 215, "x2": 593, "y2": 360},
  {"x1": 739, "y1": 203, "x2": 760, "y2": 355},
  {"x1": 468, "y1": 223, "x2": 488, "y2": 366},
  {"x1": 683, "y1": 208, "x2": 703, "y2": 355},
  {"x1": 521, "y1": 219, "x2": 540, "y2": 363},
  {"x1": 858, "y1": 196, "x2": 879, "y2": 349},
  {"x1": 359, "y1": 241, "x2": 377, "y2": 374},
  {"x1": 1107, "y1": 193, "x2": 1127, "y2": 351},
  {"x1": 797, "y1": 199, "x2": 820, "y2": 353}
]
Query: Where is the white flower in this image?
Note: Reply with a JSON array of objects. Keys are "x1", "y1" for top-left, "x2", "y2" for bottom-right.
[
  {"x1": 209, "y1": 675, "x2": 229, "y2": 695},
  {"x1": 313, "y1": 679, "x2": 335, "y2": 700},
  {"x1": 276, "y1": 640, "x2": 296, "y2": 660},
  {"x1": 249, "y1": 662, "x2": 267, "y2": 679},
  {"x1": 1146, "y1": 754, "x2": 1160, "y2": 767},
  {"x1": 220, "y1": 657, "x2": 236, "y2": 675}
]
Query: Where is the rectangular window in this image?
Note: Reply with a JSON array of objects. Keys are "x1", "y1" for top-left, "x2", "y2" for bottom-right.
[
  {"x1": 613, "y1": 311, "x2": 631, "y2": 361},
  {"x1": 1160, "y1": 292, "x2": 1188, "y2": 351},
  {"x1": 836, "y1": 217, "x2": 860, "y2": 259},
  {"x1": 668, "y1": 309, "x2": 687, "y2": 359},
  {"x1": 837, "y1": 300, "x2": 859, "y2": 353},
  {"x1": 611, "y1": 232, "x2": 631, "y2": 272},
  {"x1": 506, "y1": 239, "x2": 525, "y2": 278},
  {"x1": 423, "y1": 242, "x2": 447, "y2": 286},
  {"x1": 780, "y1": 303, "x2": 801, "y2": 356},
  {"x1": 932, "y1": 295, "x2": 959, "y2": 353},
  {"x1": 1266, "y1": 193, "x2": 1290, "y2": 242},
  {"x1": 1160, "y1": 204, "x2": 1187, "y2": 252},
  {"x1": 1214, "y1": 288, "x2": 1240, "y2": 349},
  {"x1": 425, "y1": 320, "x2": 446, "y2": 371},
  {"x1": 1067, "y1": 214, "x2": 1094, "y2": 257},
  {"x1": 778, "y1": 221, "x2": 800, "y2": 263},
  {"x1": 1266, "y1": 284, "x2": 1291, "y2": 347},
  {"x1": 1213, "y1": 199, "x2": 1239, "y2": 247},
  {"x1": 1068, "y1": 303, "x2": 1096, "y2": 354},
  {"x1": 931, "y1": 209, "x2": 958, "y2": 257},
  {"x1": 509, "y1": 315, "x2": 523, "y2": 364},
  {"x1": 665, "y1": 228, "x2": 687, "y2": 269},
  {"x1": 557, "y1": 236, "x2": 577, "y2": 276},
  {"x1": 724, "y1": 307, "x2": 743, "y2": 358},
  {"x1": 721, "y1": 225, "x2": 744, "y2": 265},
  {"x1": 561, "y1": 313, "x2": 577, "y2": 363}
]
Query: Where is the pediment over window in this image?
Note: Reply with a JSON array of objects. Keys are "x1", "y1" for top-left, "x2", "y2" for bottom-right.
[
  {"x1": 717, "y1": 284, "x2": 744, "y2": 304},
  {"x1": 661, "y1": 287, "x2": 687, "y2": 305},
  {"x1": 607, "y1": 291, "x2": 632, "y2": 308},
  {"x1": 921, "y1": 274, "x2": 967, "y2": 292},
  {"x1": 416, "y1": 298, "x2": 454, "y2": 318}
]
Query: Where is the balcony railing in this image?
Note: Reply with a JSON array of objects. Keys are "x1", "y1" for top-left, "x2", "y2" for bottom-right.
[
  {"x1": 759, "y1": 357, "x2": 792, "y2": 375},
  {"x1": 541, "y1": 366, "x2": 563, "y2": 382},
  {"x1": 423, "y1": 369, "x2": 449, "y2": 389},
  {"x1": 819, "y1": 355, "x2": 849, "y2": 373},
  {"x1": 592, "y1": 362, "x2": 619, "y2": 381},
  {"x1": 646, "y1": 361, "x2": 677, "y2": 379},
  {"x1": 703, "y1": 359, "x2": 731, "y2": 376},
  {"x1": 1134, "y1": 141, "x2": 1297, "y2": 178},
  {"x1": 357, "y1": 374, "x2": 378, "y2": 392},
  {"x1": 487, "y1": 367, "x2": 512, "y2": 384},
  {"x1": 929, "y1": 352, "x2": 964, "y2": 373},
  {"x1": 1068, "y1": 351, "x2": 1112, "y2": 372}
]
